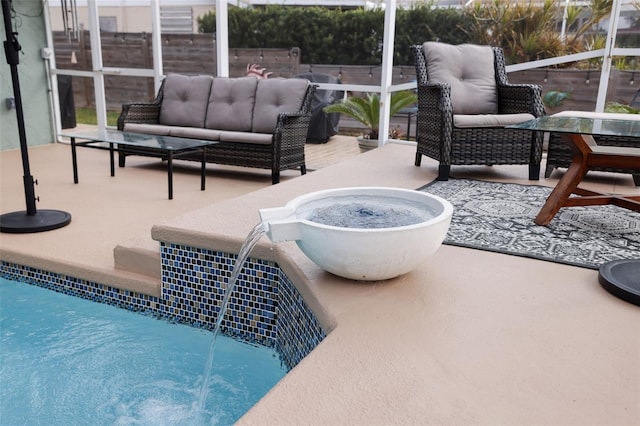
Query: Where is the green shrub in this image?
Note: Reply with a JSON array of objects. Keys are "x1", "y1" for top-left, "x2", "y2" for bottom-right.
[
  {"x1": 197, "y1": 1, "x2": 625, "y2": 67},
  {"x1": 197, "y1": 4, "x2": 473, "y2": 65}
]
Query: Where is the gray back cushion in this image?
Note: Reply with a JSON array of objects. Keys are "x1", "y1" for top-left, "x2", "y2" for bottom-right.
[
  {"x1": 205, "y1": 77, "x2": 258, "y2": 131},
  {"x1": 252, "y1": 78, "x2": 309, "y2": 133},
  {"x1": 422, "y1": 42, "x2": 498, "y2": 115},
  {"x1": 159, "y1": 74, "x2": 213, "y2": 128}
]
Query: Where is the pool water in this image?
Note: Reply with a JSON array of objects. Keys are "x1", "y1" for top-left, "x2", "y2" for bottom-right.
[{"x1": 0, "y1": 277, "x2": 286, "y2": 425}]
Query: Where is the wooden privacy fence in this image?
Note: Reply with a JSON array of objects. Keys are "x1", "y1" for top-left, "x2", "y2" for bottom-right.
[
  {"x1": 53, "y1": 31, "x2": 301, "y2": 108},
  {"x1": 306, "y1": 64, "x2": 638, "y2": 113},
  {"x1": 508, "y1": 68, "x2": 638, "y2": 114},
  {"x1": 53, "y1": 31, "x2": 638, "y2": 114}
]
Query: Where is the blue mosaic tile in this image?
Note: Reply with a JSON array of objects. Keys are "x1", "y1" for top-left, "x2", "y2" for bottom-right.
[
  {"x1": 1, "y1": 241, "x2": 326, "y2": 372},
  {"x1": 159, "y1": 243, "x2": 281, "y2": 346},
  {"x1": 276, "y1": 271, "x2": 327, "y2": 369},
  {"x1": 0, "y1": 261, "x2": 160, "y2": 313}
]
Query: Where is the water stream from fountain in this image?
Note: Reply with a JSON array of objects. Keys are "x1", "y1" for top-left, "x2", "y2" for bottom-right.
[
  {"x1": 197, "y1": 222, "x2": 267, "y2": 411},
  {"x1": 197, "y1": 194, "x2": 441, "y2": 411}
]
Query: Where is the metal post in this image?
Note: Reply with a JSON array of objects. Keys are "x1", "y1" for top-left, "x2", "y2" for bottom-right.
[
  {"x1": 150, "y1": 0, "x2": 163, "y2": 93},
  {"x1": 378, "y1": 0, "x2": 397, "y2": 147},
  {"x1": 2, "y1": 0, "x2": 36, "y2": 216},
  {"x1": 0, "y1": 0, "x2": 71, "y2": 233},
  {"x1": 87, "y1": 0, "x2": 106, "y2": 130},
  {"x1": 216, "y1": 0, "x2": 229, "y2": 77},
  {"x1": 595, "y1": 0, "x2": 623, "y2": 112}
]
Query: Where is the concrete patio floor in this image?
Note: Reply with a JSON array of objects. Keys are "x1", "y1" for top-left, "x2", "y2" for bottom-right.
[
  {"x1": 1, "y1": 135, "x2": 639, "y2": 425},
  {"x1": 0, "y1": 134, "x2": 361, "y2": 289}
]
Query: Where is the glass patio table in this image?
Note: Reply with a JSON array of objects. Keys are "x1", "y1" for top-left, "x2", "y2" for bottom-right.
[
  {"x1": 509, "y1": 115, "x2": 640, "y2": 226},
  {"x1": 61, "y1": 129, "x2": 217, "y2": 200},
  {"x1": 510, "y1": 115, "x2": 640, "y2": 306}
]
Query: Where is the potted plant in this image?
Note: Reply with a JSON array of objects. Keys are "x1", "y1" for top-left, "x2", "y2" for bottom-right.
[{"x1": 324, "y1": 91, "x2": 417, "y2": 151}]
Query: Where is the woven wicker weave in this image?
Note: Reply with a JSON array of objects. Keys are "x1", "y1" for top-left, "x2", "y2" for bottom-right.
[
  {"x1": 546, "y1": 133, "x2": 640, "y2": 186},
  {"x1": 411, "y1": 44, "x2": 545, "y2": 180},
  {"x1": 117, "y1": 79, "x2": 316, "y2": 184}
]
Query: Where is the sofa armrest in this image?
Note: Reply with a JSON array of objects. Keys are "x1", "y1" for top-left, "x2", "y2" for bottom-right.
[
  {"x1": 270, "y1": 83, "x2": 316, "y2": 151},
  {"x1": 497, "y1": 83, "x2": 545, "y2": 117},
  {"x1": 273, "y1": 111, "x2": 312, "y2": 151},
  {"x1": 298, "y1": 83, "x2": 317, "y2": 115},
  {"x1": 117, "y1": 102, "x2": 161, "y2": 130}
]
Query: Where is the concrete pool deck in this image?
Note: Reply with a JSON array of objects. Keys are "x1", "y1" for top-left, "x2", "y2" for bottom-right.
[{"x1": 1, "y1": 139, "x2": 639, "y2": 424}]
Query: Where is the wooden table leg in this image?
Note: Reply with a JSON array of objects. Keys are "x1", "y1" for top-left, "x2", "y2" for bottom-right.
[{"x1": 535, "y1": 133, "x2": 590, "y2": 226}]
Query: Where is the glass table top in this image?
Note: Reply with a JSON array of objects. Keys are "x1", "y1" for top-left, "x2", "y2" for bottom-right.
[
  {"x1": 60, "y1": 129, "x2": 216, "y2": 151},
  {"x1": 509, "y1": 115, "x2": 640, "y2": 138}
]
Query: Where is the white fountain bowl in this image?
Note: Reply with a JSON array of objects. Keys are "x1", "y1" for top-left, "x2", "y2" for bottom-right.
[{"x1": 259, "y1": 187, "x2": 453, "y2": 281}]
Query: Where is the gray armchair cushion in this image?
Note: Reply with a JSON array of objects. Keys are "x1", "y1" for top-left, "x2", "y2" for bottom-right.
[
  {"x1": 252, "y1": 78, "x2": 309, "y2": 133},
  {"x1": 422, "y1": 42, "x2": 498, "y2": 115},
  {"x1": 454, "y1": 113, "x2": 534, "y2": 128},
  {"x1": 206, "y1": 77, "x2": 258, "y2": 131},
  {"x1": 553, "y1": 110, "x2": 640, "y2": 121},
  {"x1": 159, "y1": 74, "x2": 213, "y2": 128}
]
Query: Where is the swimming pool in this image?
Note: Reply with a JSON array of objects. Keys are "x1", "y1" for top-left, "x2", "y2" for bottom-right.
[
  {"x1": 1, "y1": 249, "x2": 326, "y2": 371},
  {"x1": 1, "y1": 277, "x2": 286, "y2": 424}
]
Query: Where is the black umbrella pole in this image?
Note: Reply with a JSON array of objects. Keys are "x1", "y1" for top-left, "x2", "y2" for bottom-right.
[
  {"x1": 0, "y1": 0, "x2": 71, "y2": 233},
  {"x1": 3, "y1": 0, "x2": 36, "y2": 215}
]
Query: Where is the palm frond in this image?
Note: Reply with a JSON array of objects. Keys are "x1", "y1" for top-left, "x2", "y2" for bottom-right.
[{"x1": 324, "y1": 91, "x2": 417, "y2": 139}]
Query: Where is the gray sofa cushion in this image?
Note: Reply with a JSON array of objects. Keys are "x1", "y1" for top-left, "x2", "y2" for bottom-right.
[
  {"x1": 219, "y1": 131, "x2": 273, "y2": 145},
  {"x1": 159, "y1": 74, "x2": 213, "y2": 128},
  {"x1": 123, "y1": 123, "x2": 173, "y2": 136},
  {"x1": 169, "y1": 127, "x2": 221, "y2": 141},
  {"x1": 252, "y1": 78, "x2": 309, "y2": 134},
  {"x1": 206, "y1": 77, "x2": 258, "y2": 132},
  {"x1": 422, "y1": 42, "x2": 498, "y2": 115}
]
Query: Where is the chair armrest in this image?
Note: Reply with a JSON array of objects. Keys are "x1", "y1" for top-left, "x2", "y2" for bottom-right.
[
  {"x1": 497, "y1": 83, "x2": 545, "y2": 117},
  {"x1": 417, "y1": 82, "x2": 454, "y2": 129},
  {"x1": 117, "y1": 102, "x2": 161, "y2": 130}
]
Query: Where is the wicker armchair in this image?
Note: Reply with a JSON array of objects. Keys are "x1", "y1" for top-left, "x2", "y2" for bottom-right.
[{"x1": 411, "y1": 42, "x2": 545, "y2": 180}]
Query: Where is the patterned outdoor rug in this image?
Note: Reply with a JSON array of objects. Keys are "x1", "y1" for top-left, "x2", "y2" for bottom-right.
[{"x1": 419, "y1": 179, "x2": 640, "y2": 269}]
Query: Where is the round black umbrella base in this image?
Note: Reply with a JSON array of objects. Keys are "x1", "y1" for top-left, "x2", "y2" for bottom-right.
[
  {"x1": 598, "y1": 259, "x2": 640, "y2": 307},
  {"x1": 0, "y1": 210, "x2": 71, "y2": 234}
]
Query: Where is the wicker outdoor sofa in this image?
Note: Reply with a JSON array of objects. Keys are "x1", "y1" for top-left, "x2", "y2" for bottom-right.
[{"x1": 117, "y1": 73, "x2": 316, "y2": 184}]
